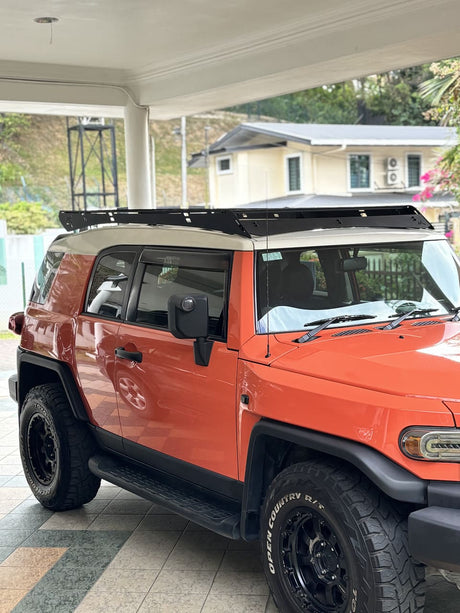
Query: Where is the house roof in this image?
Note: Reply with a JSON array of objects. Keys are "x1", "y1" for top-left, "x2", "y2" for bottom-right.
[
  {"x1": 220, "y1": 122, "x2": 457, "y2": 148},
  {"x1": 189, "y1": 122, "x2": 457, "y2": 168}
]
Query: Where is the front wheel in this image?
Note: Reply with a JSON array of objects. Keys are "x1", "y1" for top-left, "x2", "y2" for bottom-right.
[
  {"x1": 19, "y1": 383, "x2": 100, "y2": 510},
  {"x1": 260, "y1": 460, "x2": 425, "y2": 613}
]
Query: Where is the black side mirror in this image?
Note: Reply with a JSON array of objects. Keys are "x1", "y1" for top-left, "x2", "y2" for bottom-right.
[{"x1": 168, "y1": 295, "x2": 213, "y2": 366}]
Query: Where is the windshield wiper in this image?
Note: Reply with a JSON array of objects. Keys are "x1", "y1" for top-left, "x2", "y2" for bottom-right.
[
  {"x1": 295, "y1": 314, "x2": 377, "y2": 344},
  {"x1": 449, "y1": 307, "x2": 460, "y2": 322},
  {"x1": 382, "y1": 308, "x2": 439, "y2": 331}
]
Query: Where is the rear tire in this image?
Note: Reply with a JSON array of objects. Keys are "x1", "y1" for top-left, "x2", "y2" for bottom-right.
[
  {"x1": 260, "y1": 460, "x2": 425, "y2": 613},
  {"x1": 19, "y1": 383, "x2": 100, "y2": 510}
]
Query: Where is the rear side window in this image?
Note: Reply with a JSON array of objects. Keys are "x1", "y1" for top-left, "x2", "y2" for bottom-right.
[
  {"x1": 30, "y1": 251, "x2": 65, "y2": 304},
  {"x1": 86, "y1": 251, "x2": 136, "y2": 319}
]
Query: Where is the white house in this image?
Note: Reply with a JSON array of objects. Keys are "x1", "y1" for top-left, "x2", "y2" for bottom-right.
[{"x1": 189, "y1": 123, "x2": 457, "y2": 224}]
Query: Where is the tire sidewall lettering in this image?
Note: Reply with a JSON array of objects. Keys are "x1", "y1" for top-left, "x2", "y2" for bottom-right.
[
  {"x1": 265, "y1": 491, "x2": 325, "y2": 575},
  {"x1": 262, "y1": 483, "x2": 361, "y2": 612}
]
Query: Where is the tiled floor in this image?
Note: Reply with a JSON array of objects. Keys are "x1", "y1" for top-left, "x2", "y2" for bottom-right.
[{"x1": 1, "y1": 361, "x2": 460, "y2": 612}]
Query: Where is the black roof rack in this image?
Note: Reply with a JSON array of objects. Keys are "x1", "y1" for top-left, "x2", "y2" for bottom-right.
[{"x1": 59, "y1": 205, "x2": 433, "y2": 238}]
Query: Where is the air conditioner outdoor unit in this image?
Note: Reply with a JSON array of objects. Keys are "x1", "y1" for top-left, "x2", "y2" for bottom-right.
[
  {"x1": 387, "y1": 157, "x2": 399, "y2": 170},
  {"x1": 387, "y1": 170, "x2": 400, "y2": 185}
]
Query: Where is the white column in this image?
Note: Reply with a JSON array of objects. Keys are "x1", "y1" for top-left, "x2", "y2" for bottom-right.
[{"x1": 124, "y1": 99, "x2": 152, "y2": 209}]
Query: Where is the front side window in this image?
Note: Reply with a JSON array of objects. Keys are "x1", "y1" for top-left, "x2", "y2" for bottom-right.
[
  {"x1": 30, "y1": 251, "x2": 65, "y2": 304},
  {"x1": 287, "y1": 155, "x2": 301, "y2": 192},
  {"x1": 86, "y1": 251, "x2": 136, "y2": 319},
  {"x1": 349, "y1": 154, "x2": 370, "y2": 190},
  {"x1": 407, "y1": 155, "x2": 421, "y2": 188},
  {"x1": 133, "y1": 249, "x2": 230, "y2": 339},
  {"x1": 256, "y1": 240, "x2": 460, "y2": 333}
]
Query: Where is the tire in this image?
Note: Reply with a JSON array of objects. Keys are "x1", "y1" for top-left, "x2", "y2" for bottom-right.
[
  {"x1": 260, "y1": 460, "x2": 425, "y2": 613},
  {"x1": 19, "y1": 383, "x2": 101, "y2": 510}
]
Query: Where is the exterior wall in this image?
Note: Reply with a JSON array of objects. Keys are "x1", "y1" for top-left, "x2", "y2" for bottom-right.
[
  {"x1": 0, "y1": 223, "x2": 61, "y2": 330},
  {"x1": 210, "y1": 141, "x2": 447, "y2": 207}
]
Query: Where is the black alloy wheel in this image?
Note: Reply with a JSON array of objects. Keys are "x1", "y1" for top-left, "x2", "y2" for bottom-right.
[
  {"x1": 281, "y1": 507, "x2": 350, "y2": 611},
  {"x1": 19, "y1": 383, "x2": 100, "y2": 510},
  {"x1": 26, "y1": 411, "x2": 59, "y2": 485},
  {"x1": 260, "y1": 460, "x2": 426, "y2": 613}
]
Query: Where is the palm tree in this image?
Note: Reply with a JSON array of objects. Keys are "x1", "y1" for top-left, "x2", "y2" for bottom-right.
[{"x1": 419, "y1": 59, "x2": 460, "y2": 125}]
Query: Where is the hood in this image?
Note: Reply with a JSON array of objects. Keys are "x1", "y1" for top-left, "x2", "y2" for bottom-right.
[{"x1": 272, "y1": 321, "x2": 460, "y2": 404}]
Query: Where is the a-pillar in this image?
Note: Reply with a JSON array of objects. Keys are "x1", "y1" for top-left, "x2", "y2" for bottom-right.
[{"x1": 124, "y1": 99, "x2": 153, "y2": 209}]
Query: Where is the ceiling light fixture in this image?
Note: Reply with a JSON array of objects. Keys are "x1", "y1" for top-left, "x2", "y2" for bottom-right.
[
  {"x1": 33, "y1": 17, "x2": 59, "y2": 24},
  {"x1": 33, "y1": 17, "x2": 59, "y2": 45}
]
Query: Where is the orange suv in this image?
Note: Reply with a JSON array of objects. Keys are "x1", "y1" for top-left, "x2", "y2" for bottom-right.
[{"x1": 9, "y1": 206, "x2": 460, "y2": 613}]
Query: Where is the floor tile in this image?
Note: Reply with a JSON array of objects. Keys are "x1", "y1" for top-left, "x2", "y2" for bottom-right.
[
  {"x1": 87, "y1": 514, "x2": 143, "y2": 531},
  {"x1": 201, "y1": 593, "x2": 270, "y2": 613},
  {"x1": 40, "y1": 511, "x2": 97, "y2": 531},
  {"x1": 220, "y1": 550, "x2": 263, "y2": 572},
  {"x1": 150, "y1": 569, "x2": 215, "y2": 594},
  {"x1": 0, "y1": 588, "x2": 29, "y2": 613},
  {"x1": 209, "y1": 571, "x2": 270, "y2": 596},
  {"x1": 75, "y1": 590, "x2": 146, "y2": 613},
  {"x1": 164, "y1": 546, "x2": 225, "y2": 571},
  {"x1": 1, "y1": 546, "x2": 67, "y2": 569},
  {"x1": 92, "y1": 567, "x2": 158, "y2": 593},
  {"x1": 139, "y1": 592, "x2": 206, "y2": 612},
  {"x1": 13, "y1": 587, "x2": 87, "y2": 613},
  {"x1": 136, "y1": 513, "x2": 188, "y2": 531},
  {"x1": 174, "y1": 530, "x2": 231, "y2": 550},
  {"x1": 103, "y1": 498, "x2": 152, "y2": 515},
  {"x1": 0, "y1": 565, "x2": 47, "y2": 590}
]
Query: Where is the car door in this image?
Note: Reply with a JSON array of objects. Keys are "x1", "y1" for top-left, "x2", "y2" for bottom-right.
[
  {"x1": 114, "y1": 247, "x2": 239, "y2": 479},
  {"x1": 74, "y1": 248, "x2": 138, "y2": 438}
]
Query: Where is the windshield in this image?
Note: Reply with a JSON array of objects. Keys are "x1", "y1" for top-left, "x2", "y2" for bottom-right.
[{"x1": 256, "y1": 239, "x2": 460, "y2": 333}]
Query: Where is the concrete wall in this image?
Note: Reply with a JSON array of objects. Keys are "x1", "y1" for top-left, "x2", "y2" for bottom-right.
[{"x1": 0, "y1": 222, "x2": 62, "y2": 330}]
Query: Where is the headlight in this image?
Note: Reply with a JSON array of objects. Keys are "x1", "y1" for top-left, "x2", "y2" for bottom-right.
[{"x1": 400, "y1": 428, "x2": 460, "y2": 462}]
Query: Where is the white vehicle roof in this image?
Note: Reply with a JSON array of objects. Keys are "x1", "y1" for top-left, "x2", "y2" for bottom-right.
[{"x1": 49, "y1": 224, "x2": 444, "y2": 256}]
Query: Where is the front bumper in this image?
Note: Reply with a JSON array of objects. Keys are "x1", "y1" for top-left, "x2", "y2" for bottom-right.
[{"x1": 409, "y1": 483, "x2": 460, "y2": 573}]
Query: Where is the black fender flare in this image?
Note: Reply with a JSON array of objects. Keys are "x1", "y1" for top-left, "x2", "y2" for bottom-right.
[
  {"x1": 17, "y1": 349, "x2": 89, "y2": 422},
  {"x1": 241, "y1": 418, "x2": 427, "y2": 540}
]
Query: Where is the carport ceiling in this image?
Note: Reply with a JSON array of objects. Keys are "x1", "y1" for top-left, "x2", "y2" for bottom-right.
[{"x1": 0, "y1": 0, "x2": 459, "y2": 119}]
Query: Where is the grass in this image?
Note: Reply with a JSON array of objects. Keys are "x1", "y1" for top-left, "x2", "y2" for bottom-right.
[
  {"x1": 0, "y1": 331, "x2": 17, "y2": 340},
  {"x1": 1, "y1": 111, "x2": 244, "y2": 209}
]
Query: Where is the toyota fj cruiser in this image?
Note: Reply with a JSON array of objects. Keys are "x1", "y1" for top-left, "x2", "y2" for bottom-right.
[{"x1": 9, "y1": 205, "x2": 460, "y2": 613}]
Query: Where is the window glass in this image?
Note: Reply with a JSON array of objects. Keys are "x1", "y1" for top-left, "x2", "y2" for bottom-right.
[
  {"x1": 349, "y1": 155, "x2": 370, "y2": 189},
  {"x1": 217, "y1": 157, "x2": 232, "y2": 174},
  {"x1": 408, "y1": 155, "x2": 421, "y2": 187},
  {"x1": 86, "y1": 251, "x2": 136, "y2": 319},
  {"x1": 287, "y1": 156, "x2": 301, "y2": 191},
  {"x1": 256, "y1": 240, "x2": 460, "y2": 333},
  {"x1": 30, "y1": 251, "x2": 65, "y2": 304},
  {"x1": 134, "y1": 251, "x2": 229, "y2": 338}
]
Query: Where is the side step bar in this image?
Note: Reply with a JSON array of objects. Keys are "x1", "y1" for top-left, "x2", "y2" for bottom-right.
[{"x1": 89, "y1": 454, "x2": 241, "y2": 539}]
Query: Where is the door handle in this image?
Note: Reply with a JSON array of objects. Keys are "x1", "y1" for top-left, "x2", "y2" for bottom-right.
[{"x1": 115, "y1": 347, "x2": 143, "y2": 363}]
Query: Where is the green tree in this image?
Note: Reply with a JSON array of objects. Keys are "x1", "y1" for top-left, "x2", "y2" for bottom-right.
[
  {"x1": 0, "y1": 201, "x2": 58, "y2": 234},
  {"x1": 227, "y1": 66, "x2": 433, "y2": 126},
  {"x1": 414, "y1": 59, "x2": 460, "y2": 204}
]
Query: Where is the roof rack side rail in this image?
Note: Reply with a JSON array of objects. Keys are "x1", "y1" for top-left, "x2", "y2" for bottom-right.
[{"x1": 58, "y1": 205, "x2": 433, "y2": 237}]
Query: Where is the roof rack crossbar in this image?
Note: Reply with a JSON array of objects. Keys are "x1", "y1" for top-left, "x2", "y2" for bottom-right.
[{"x1": 59, "y1": 206, "x2": 432, "y2": 237}]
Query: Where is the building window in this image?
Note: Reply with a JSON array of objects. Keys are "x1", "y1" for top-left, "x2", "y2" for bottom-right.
[
  {"x1": 407, "y1": 155, "x2": 421, "y2": 188},
  {"x1": 216, "y1": 156, "x2": 232, "y2": 174},
  {"x1": 349, "y1": 155, "x2": 370, "y2": 190},
  {"x1": 287, "y1": 155, "x2": 302, "y2": 192}
]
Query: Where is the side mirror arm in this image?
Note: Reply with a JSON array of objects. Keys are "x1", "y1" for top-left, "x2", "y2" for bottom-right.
[{"x1": 193, "y1": 337, "x2": 214, "y2": 367}]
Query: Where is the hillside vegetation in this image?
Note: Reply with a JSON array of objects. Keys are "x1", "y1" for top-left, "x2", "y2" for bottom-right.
[{"x1": 0, "y1": 111, "x2": 242, "y2": 214}]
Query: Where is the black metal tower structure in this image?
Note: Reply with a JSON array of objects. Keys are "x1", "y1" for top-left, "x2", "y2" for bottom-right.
[{"x1": 67, "y1": 117, "x2": 119, "y2": 211}]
